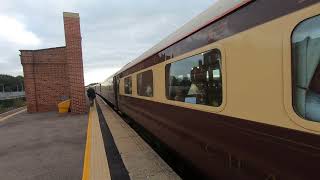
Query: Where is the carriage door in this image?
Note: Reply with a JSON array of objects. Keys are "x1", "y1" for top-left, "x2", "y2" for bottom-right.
[{"x1": 113, "y1": 76, "x2": 120, "y2": 109}]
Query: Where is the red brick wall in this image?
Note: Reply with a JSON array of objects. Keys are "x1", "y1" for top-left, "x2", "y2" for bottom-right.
[
  {"x1": 20, "y1": 51, "x2": 37, "y2": 112},
  {"x1": 20, "y1": 12, "x2": 86, "y2": 113},
  {"x1": 64, "y1": 13, "x2": 86, "y2": 114},
  {"x1": 21, "y1": 48, "x2": 69, "y2": 112}
]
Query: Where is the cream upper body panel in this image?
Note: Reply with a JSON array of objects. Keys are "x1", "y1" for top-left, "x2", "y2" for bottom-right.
[{"x1": 119, "y1": 3, "x2": 320, "y2": 135}]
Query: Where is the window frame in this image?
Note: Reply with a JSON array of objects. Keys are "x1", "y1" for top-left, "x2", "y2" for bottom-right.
[
  {"x1": 163, "y1": 45, "x2": 226, "y2": 113},
  {"x1": 136, "y1": 69, "x2": 154, "y2": 97},
  {"x1": 124, "y1": 76, "x2": 132, "y2": 95},
  {"x1": 291, "y1": 14, "x2": 320, "y2": 123},
  {"x1": 165, "y1": 49, "x2": 223, "y2": 108},
  {"x1": 283, "y1": 12, "x2": 320, "y2": 133}
]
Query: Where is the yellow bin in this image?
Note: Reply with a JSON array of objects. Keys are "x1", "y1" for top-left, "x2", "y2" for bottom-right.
[{"x1": 58, "y1": 99, "x2": 71, "y2": 113}]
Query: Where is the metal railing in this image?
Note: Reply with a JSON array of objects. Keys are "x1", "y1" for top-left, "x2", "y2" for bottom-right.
[{"x1": 0, "y1": 92, "x2": 25, "y2": 100}]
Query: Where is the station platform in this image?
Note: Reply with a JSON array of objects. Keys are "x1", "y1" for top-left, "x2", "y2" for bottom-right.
[
  {"x1": 83, "y1": 97, "x2": 181, "y2": 180},
  {"x1": 0, "y1": 97, "x2": 180, "y2": 180},
  {"x1": 0, "y1": 106, "x2": 87, "y2": 180}
]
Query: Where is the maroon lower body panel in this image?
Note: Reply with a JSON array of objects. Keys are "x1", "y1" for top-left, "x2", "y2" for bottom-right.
[{"x1": 117, "y1": 95, "x2": 320, "y2": 180}]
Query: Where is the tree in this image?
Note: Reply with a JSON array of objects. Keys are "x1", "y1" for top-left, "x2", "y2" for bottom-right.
[{"x1": 0, "y1": 74, "x2": 24, "y2": 92}]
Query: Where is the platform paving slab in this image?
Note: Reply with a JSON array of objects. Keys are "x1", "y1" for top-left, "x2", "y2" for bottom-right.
[{"x1": 0, "y1": 111, "x2": 87, "y2": 180}]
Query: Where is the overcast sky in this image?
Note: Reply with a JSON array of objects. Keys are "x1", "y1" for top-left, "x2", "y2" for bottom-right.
[{"x1": 0, "y1": 0, "x2": 215, "y2": 85}]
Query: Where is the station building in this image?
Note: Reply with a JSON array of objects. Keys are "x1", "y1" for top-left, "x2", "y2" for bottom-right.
[{"x1": 20, "y1": 12, "x2": 86, "y2": 114}]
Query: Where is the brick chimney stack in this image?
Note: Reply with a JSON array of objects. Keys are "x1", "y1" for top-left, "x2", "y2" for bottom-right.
[
  {"x1": 20, "y1": 12, "x2": 87, "y2": 113},
  {"x1": 63, "y1": 12, "x2": 86, "y2": 114}
]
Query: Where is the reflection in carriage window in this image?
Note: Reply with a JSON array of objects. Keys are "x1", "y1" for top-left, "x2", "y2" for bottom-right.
[
  {"x1": 165, "y1": 49, "x2": 222, "y2": 107},
  {"x1": 292, "y1": 15, "x2": 320, "y2": 122},
  {"x1": 124, "y1": 76, "x2": 132, "y2": 94},
  {"x1": 137, "y1": 70, "x2": 153, "y2": 97}
]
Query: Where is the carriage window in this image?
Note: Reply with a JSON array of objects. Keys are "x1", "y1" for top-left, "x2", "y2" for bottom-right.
[
  {"x1": 124, "y1": 76, "x2": 132, "y2": 94},
  {"x1": 137, "y1": 70, "x2": 153, "y2": 97},
  {"x1": 165, "y1": 49, "x2": 222, "y2": 107},
  {"x1": 292, "y1": 15, "x2": 320, "y2": 122}
]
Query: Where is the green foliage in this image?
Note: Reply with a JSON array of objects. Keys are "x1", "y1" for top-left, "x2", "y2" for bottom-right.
[
  {"x1": 0, "y1": 98, "x2": 26, "y2": 113},
  {"x1": 0, "y1": 74, "x2": 24, "y2": 92}
]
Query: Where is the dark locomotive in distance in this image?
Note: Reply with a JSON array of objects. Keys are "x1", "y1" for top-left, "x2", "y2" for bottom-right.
[{"x1": 94, "y1": 0, "x2": 320, "y2": 179}]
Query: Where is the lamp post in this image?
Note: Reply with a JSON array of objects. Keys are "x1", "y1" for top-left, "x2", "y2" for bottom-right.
[{"x1": 0, "y1": 84, "x2": 4, "y2": 93}]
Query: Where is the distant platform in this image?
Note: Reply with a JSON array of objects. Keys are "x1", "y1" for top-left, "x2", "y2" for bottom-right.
[{"x1": 0, "y1": 91, "x2": 25, "y2": 100}]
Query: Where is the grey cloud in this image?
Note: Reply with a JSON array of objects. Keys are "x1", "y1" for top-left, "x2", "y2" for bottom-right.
[{"x1": 0, "y1": 0, "x2": 214, "y2": 84}]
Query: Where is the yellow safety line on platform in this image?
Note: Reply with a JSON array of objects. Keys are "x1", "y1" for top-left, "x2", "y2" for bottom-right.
[
  {"x1": 0, "y1": 108, "x2": 27, "y2": 123},
  {"x1": 82, "y1": 108, "x2": 92, "y2": 180}
]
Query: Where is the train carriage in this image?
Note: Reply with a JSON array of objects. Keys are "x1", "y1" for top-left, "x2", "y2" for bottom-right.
[{"x1": 96, "y1": 0, "x2": 320, "y2": 179}]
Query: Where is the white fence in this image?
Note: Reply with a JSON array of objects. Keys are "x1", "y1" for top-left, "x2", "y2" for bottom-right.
[{"x1": 0, "y1": 92, "x2": 25, "y2": 100}]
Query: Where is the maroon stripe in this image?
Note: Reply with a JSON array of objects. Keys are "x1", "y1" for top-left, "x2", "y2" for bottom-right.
[
  {"x1": 120, "y1": 0, "x2": 319, "y2": 77},
  {"x1": 118, "y1": 95, "x2": 320, "y2": 179}
]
